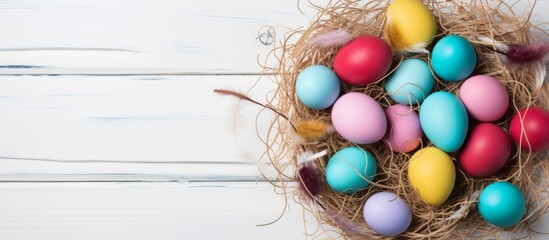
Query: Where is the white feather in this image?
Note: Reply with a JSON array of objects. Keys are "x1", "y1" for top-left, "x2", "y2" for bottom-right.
[
  {"x1": 404, "y1": 42, "x2": 429, "y2": 54},
  {"x1": 445, "y1": 190, "x2": 481, "y2": 221},
  {"x1": 297, "y1": 149, "x2": 328, "y2": 166},
  {"x1": 477, "y1": 35, "x2": 509, "y2": 52},
  {"x1": 534, "y1": 61, "x2": 546, "y2": 89}
]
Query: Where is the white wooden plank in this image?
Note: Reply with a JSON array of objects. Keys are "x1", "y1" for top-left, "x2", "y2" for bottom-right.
[
  {"x1": 0, "y1": 182, "x2": 316, "y2": 240},
  {"x1": 0, "y1": 0, "x2": 546, "y2": 75},
  {"x1": 0, "y1": 75, "x2": 284, "y2": 178},
  {"x1": 0, "y1": 182, "x2": 546, "y2": 240},
  {"x1": 0, "y1": 0, "x2": 325, "y2": 75}
]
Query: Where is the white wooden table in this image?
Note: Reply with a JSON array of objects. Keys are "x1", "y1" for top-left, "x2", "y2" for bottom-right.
[{"x1": 0, "y1": 0, "x2": 547, "y2": 239}]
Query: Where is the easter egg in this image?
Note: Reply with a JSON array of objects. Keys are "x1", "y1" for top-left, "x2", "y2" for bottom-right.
[
  {"x1": 383, "y1": 104, "x2": 423, "y2": 153},
  {"x1": 459, "y1": 123, "x2": 512, "y2": 177},
  {"x1": 295, "y1": 65, "x2": 341, "y2": 110},
  {"x1": 331, "y1": 92, "x2": 387, "y2": 144},
  {"x1": 326, "y1": 146, "x2": 377, "y2": 193},
  {"x1": 408, "y1": 147, "x2": 456, "y2": 206},
  {"x1": 431, "y1": 35, "x2": 477, "y2": 82},
  {"x1": 510, "y1": 107, "x2": 549, "y2": 152},
  {"x1": 386, "y1": 0, "x2": 437, "y2": 51},
  {"x1": 333, "y1": 35, "x2": 392, "y2": 85},
  {"x1": 363, "y1": 191, "x2": 412, "y2": 236},
  {"x1": 384, "y1": 58, "x2": 435, "y2": 105},
  {"x1": 419, "y1": 91, "x2": 469, "y2": 152},
  {"x1": 459, "y1": 75, "x2": 509, "y2": 122},
  {"x1": 478, "y1": 182, "x2": 526, "y2": 227}
]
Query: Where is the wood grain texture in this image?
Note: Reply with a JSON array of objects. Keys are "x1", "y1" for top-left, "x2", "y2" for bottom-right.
[
  {"x1": 0, "y1": 0, "x2": 324, "y2": 75},
  {"x1": 0, "y1": 75, "x2": 285, "y2": 180},
  {"x1": 0, "y1": 0, "x2": 546, "y2": 75},
  {"x1": 0, "y1": 182, "x2": 546, "y2": 240},
  {"x1": 0, "y1": 182, "x2": 316, "y2": 240}
]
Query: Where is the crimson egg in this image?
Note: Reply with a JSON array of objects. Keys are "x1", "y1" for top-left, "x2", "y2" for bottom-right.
[
  {"x1": 459, "y1": 123, "x2": 512, "y2": 177},
  {"x1": 510, "y1": 107, "x2": 549, "y2": 152},
  {"x1": 333, "y1": 35, "x2": 392, "y2": 85}
]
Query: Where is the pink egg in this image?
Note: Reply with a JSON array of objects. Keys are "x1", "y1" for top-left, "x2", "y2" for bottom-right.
[
  {"x1": 331, "y1": 92, "x2": 387, "y2": 144},
  {"x1": 383, "y1": 104, "x2": 423, "y2": 153},
  {"x1": 459, "y1": 75, "x2": 509, "y2": 122}
]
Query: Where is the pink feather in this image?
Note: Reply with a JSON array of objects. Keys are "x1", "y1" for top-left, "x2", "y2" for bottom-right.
[
  {"x1": 309, "y1": 29, "x2": 353, "y2": 47},
  {"x1": 325, "y1": 208, "x2": 368, "y2": 236},
  {"x1": 505, "y1": 42, "x2": 549, "y2": 64}
]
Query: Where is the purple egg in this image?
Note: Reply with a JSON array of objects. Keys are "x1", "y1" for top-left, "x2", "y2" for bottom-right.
[{"x1": 363, "y1": 191, "x2": 412, "y2": 236}]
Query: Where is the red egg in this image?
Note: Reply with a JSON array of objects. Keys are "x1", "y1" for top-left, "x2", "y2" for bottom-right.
[
  {"x1": 333, "y1": 35, "x2": 392, "y2": 85},
  {"x1": 510, "y1": 107, "x2": 549, "y2": 152},
  {"x1": 459, "y1": 123, "x2": 512, "y2": 177}
]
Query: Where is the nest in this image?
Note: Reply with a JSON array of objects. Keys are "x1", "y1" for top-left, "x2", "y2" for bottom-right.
[{"x1": 260, "y1": 0, "x2": 549, "y2": 239}]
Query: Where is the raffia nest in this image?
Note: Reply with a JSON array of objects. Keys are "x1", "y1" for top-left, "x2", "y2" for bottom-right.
[{"x1": 259, "y1": 0, "x2": 549, "y2": 239}]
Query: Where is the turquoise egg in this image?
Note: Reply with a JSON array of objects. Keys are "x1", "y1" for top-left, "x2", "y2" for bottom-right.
[
  {"x1": 296, "y1": 65, "x2": 341, "y2": 110},
  {"x1": 419, "y1": 91, "x2": 468, "y2": 152},
  {"x1": 384, "y1": 58, "x2": 434, "y2": 105},
  {"x1": 431, "y1": 35, "x2": 477, "y2": 82},
  {"x1": 326, "y1": 146, "x2": 377, "y2": 193},
  {"x1": 478, "y1": 182, "x2": 526, "y2": 227}
]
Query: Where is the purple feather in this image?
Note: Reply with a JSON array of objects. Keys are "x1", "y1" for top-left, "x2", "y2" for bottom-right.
[
  {"x1": 505, "y1": 42, "x2": 549, "y2": 64},
  {"x1": 325, "y1": 208, "x2": 368, "y2": 236},
  {"x1": 298, "y1": 162, "x2": 321, "y2": 198},
  {"x1": 309, "y1": 29, "x2": 353, "y2": 47}
]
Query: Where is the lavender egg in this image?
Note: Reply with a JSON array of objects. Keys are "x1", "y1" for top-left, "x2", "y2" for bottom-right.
[{"x1": 363, "y1": 191, "x2": 412, "y2": 236}]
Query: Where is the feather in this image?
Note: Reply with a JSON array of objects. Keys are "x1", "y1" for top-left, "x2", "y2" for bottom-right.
[
  {"x1": 214, "y1": 89, "x2": 296, "y2": 130},
  {"x1": 213, "y1": 89, "x2": 264, "y2": 107},
  {"x1": 505, "y1": 42, "x2": 549, "y2": 64},
  {"x1": 325, "y1": 208, "x2": 368, "y2": 236},
  {"x1": 477, "y1": 35, "x2": 509, "y2": 52},
  {"x1": 533, "y1": 61, "x2": 546, "y2": 89},
  {"x1": 404, "y1": 42, "x2": 430, "y2": 54},
  {"x1": 296, "y1": 150, "x2": 327, "y2": 199},
  {"x1": 297, "y1": 162, "x2": 321, "y2": 198},
  {"x1": 297, "y1": 149, "x2": 328, "y2": 166},
  {"x1": 309, "y1": 29, "x2": 353, "y2": 47},
  {"x1": 476, "y1": 37, "x2": 548, "y2": 89},
  {"x1": 294, "y1": 119, "x2": 334, "y2": 142},
  {"x1": 445, "y1": 190, "x2": 481, "y2": 221}
]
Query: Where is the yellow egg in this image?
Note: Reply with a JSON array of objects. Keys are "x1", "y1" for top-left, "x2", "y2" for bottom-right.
[
  {"x1": 408, "y1": 147, "x2": 455, "y2": 206},
  {"x1": 385, "y1": 0, "x2": 437, "y2": 52}
]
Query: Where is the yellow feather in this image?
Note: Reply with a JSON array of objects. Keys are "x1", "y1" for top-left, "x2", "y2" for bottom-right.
[{"x1": 295, "y1": 120, "x2": 333, "y2": 142}]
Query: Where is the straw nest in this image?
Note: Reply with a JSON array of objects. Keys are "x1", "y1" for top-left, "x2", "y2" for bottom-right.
[{"x1": 260, "y1": 0, "x2": 549, "y2": 239}]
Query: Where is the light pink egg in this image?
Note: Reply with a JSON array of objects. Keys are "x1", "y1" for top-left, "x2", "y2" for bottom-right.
[
  {"x1": 331, "y1": 92, "x2": 387, "y2": 144},
  {"x1": 459, "y1": 75, "x2": 509, "y2": 122},
  {"x1": 383, "y1": 104, "x2": 423, "y2": 153}
]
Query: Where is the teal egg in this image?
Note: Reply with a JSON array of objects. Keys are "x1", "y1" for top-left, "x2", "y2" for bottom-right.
[
  {"x1": 296, "y1": 65, "x2": 341, "y2": 110},
  {"x1": 431, "y1": 35, "x2": 477, "y2": 82},
  {"x1": 326, "y1": 146, "x2": 377, "y2": 193},
  {"x1": 478, "y1": 182, "x2": 526, "y2": 227},
  {"x1": 384, "y1": 58, "x2": 434, "y2": 105},
  {"x1": 419, "y1": 91, "x2": 468, "y2": 152}
]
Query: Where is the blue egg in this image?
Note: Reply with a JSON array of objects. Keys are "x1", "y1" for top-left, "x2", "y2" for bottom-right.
[
  {"x1": 419, "y1": 91, "x2": 468, "y2": 152},
  {"x1": 478, "y1": 182, "x2": 526, "y2": 227},
  {"x1": 326, "y1": 146, "x2": 377, "y2": 193},
  {"x1": 296, "y1": 65, "x2": 341, "y2": 110},
  {"x1": 431, "y1": 35, "x2": 477, "y2": 82},
  {"x1": 384, "y1": 58, "x2": 434, "y2": 105}
]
